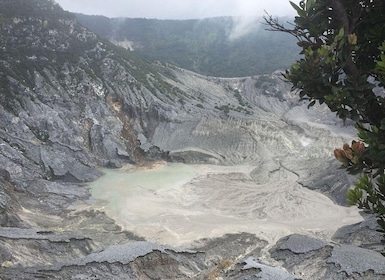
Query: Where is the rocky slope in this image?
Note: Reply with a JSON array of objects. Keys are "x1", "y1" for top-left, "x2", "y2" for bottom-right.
[{"x1": 0, "y1": 0, "x2": 384, "y2": 279}]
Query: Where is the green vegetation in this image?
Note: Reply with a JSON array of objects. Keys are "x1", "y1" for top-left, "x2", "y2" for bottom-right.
[
  {"x1": 76, "y1": 15, "x2": 300, "y2": 77},
  {"x1": 0, "y1": 0, "x2": 71, "y2": 19},
  {"x1": 0, "y1": 0, "x2": 100, "y2": 91},
  {"x1": 215, "y1": 103, "x2": 251, "y2": 115},
  {"x1": 266, "y1": 0, "x2": 385, "y2": 251},
  {"x1": 233, "y1": 90, "x2": 249, "y2": 107}
]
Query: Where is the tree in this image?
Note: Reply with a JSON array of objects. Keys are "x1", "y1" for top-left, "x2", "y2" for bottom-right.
[{"x1": 264, "y1": 0, "x2": 385, "y2": 251}]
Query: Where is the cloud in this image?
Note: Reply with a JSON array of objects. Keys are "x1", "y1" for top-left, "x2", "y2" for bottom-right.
[{"x1": 228, "y1": 16, "x2": 261, "y2": 40}]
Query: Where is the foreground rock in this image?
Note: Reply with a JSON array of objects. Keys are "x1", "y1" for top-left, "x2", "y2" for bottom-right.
[
  {"x1": 271, "y1": 234, "x2": 385, "y2": 280},
  {"x1": 1, "y1": 227, "x2": 299, "y2": 280}
]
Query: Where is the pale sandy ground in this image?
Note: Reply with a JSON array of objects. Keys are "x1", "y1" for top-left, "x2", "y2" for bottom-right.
[{"x1": 88, "y1": 162, "x2": 363, "y2": 250}]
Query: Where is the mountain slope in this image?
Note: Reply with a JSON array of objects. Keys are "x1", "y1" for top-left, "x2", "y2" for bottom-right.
[{"x1": 75, "y1": 14, "x2": 300, "y2": 77}]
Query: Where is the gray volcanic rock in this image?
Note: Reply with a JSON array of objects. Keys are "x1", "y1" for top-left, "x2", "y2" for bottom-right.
[
  {"x1": 0, "y1": 179, "x2": 22, "y2": 227},
  {"x1": 271, "y1": 234, "x2": 385, "y2": 279},
  {"x1": 0, "y1": 233, "x2": 293, "y2": 280},
  {"x1": 329, "y1": 245, "x2": 385, "y2": 277},
  {"x1": 275, "y1": 234, "x2": 328, "y2": 254},
  {"x1": 239, "y1": 257, "x2": 300, "y2": 280},
  {"x1": 0, "y1": 1, "x2": 383, "y2": 279},
  {"x1": 332, "y1": 216, "x2": 385, "y2": 251},
  {"x1": 190, "y1": 233, "x2": 300, "y2": 279}
]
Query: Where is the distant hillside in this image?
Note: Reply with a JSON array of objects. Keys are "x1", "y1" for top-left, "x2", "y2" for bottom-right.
[{"x1": 75, "y1": 14, "x2": 299, "y2": 77}]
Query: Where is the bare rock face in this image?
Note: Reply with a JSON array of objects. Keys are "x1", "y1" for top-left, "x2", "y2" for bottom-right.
[
  {"x1": 270, "y1": 234, "x2": 385, "y2": 280},
  {"x1": 0, "y1": 1, "x2": 383, "y2": 279},
  {"x1": 0, "y1": 179, "x2": 22, "y2": 228}
]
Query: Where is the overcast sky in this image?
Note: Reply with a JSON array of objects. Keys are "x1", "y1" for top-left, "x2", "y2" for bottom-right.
[{"x1": 54, "y1": 0, "x2": 298, "y2": 19}]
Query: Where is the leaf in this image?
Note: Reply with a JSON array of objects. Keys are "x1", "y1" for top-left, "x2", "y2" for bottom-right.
[
  {"x1": 379, "y1": 42, "x2": 385, "y2": 52},
  {"x1": 289, "y1": 1, "x2": 306, "y2": 17},
  {"x1": 377, "y1": 61, "x2": 385, "y2": 68},
  {"x1": 347, "y1": 188, "x2": 363, "y2": 206},
  {"x1": 380, "y1": 119, "x2": 385, "y2": 130},
  {"x1": 377, "y1": 219, "x2": 385, "y2": 229},
  {"x1": 306, "y1": 0, "x2": 315, "y2": 11},
  {"x1": 348, "y1": 33, "x2": 357, "y2": 45},
  {"x1": 372, "y1": 125, "x2": 379, "y2": 134},
  {"x1": 291, "y1": 63, "x2": 300, "y2": 71},
  {"x1": 335, "y1": 27, "x2": 345, "y2": 41},
  {"x1": 297, "y1": 41, "x2": 311, "y2": 48}
]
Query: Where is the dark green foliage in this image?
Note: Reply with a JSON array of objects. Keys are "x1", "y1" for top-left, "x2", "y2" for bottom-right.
[
  {"x1": 233, "y1": 90, "x2": 248, "y2": 107},
  {"x1": 75, "y1": 13, "x2": 113, "y2": 39},
  {"x1": 347, "y1": 173, "x2": 385, "y2": 239},
  {"x1": 266, "y1": 0, "x2": 385, "y2": 252},
  {"x1": 0, "y1": 0, "x2": 71, "y2": 19},
  {"x1": 214, "y1": 103, "x2": 251, "y2": 116},
  {"x1": 215, "y1": 105, "x2": 230, "y2": 114},
  {"x1": 0, "y1": 74, "x2": 15, "y2": 112},
  {"x1": 76, "y1": 15, "x2": 300, "y2": 77}
]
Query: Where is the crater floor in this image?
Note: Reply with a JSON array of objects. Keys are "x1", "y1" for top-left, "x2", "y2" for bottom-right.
[{"x1": 87, "y1": 162, "x2": 363, "y2": 249}]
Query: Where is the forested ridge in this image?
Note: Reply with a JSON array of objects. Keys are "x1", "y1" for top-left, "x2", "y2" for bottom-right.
[{"x1": 76, "y1": 14, "x2": 300, "y2": 77}]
